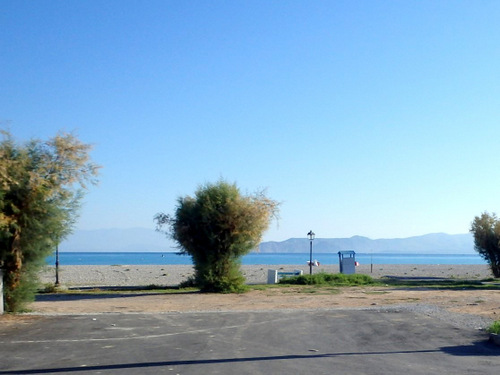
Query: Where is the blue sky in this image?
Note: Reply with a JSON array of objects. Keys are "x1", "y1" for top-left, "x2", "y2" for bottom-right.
[{"x1": 2, "y1": 1, "x2": 500, "y2": 241}]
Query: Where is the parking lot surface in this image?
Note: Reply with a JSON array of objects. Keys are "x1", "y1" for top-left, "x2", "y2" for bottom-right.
[{"x1": 1, "y1": 308, "x2": 499, "y2": 374}]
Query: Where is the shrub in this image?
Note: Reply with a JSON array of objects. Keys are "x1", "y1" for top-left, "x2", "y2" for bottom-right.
[
  {"x1": 155, "y1": 180, "x2": 279, "y2": 293},
  {"x1": 487, "y1": 321, "x2": 500, "y2": 334},
  {"x1": 279, "y1": 272, "x2": 374, "y2": 286}
]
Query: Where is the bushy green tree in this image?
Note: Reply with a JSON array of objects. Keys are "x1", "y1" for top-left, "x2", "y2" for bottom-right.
[
  {"x1": 470, "y1": 212, "x2": 500, "y2": 278},
  {"x1": 155, "y1": 180, "x2": 279, "y2": 292},
  {"x1": 0, "y1": 130, "x2": 99, "y2": 311}
]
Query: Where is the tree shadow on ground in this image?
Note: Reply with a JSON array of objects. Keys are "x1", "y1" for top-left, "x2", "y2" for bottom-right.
[
  {"x1": 441, "y1": 340, "x2": 500, "y2": 356},
  {"x1": 380, "y1": 276, "x2": 500, "y2": 291},
  {"x1": 35, "y1": 288, "x2": 201, "y2": 302},
  {"x1": 1, "y1": 344, "x2": 498, "y2": 374}
]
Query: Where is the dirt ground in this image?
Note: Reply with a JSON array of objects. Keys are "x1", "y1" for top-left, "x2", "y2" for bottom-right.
[{"x1": 11, "y1": 286, "x2": 498, "y2": 323}]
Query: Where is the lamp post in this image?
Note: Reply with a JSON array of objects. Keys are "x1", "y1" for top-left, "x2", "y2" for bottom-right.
[{"x1": 307, "y1": 230, "x2": 315, "y2": 275}]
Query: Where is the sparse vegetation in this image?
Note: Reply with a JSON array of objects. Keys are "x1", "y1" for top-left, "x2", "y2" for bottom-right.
[
  {"x1": 487, "y1": 320, "x2": 500, "y2": 334},
  {"x1": 33, "y1": 272, "x2": 500, "y2": 301},
  {"x1": 37, "y1": 285, "x2": 199, "y2": 295},
  {"x1": 42, "y1": 283, "x2": 58, "y2": 293},
  {"x1": 380, "y1": 278, "x2": 500, "y2": 290},
  {"x1": 279, "y1": 272, "x2": 375, "y2": 286}
]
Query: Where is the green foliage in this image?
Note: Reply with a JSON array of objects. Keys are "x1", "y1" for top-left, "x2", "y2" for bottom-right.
[
  {"x1": 470, "y1": 212, "x2": 500, "y2": 278},
  {"x1": 41, "y1": 283, "x2": 59, "y2": 293},
  {"x1": 487, "y1": 321, "x2": 500, "y2": 334},
  {"x1": 279, "y1": 272, "x2": 374, "y2": 286},
  {"x1": 178, "y1": 276, "x2": 198, "y2": 289},
  {"x1": 3, "y1": 265, "x2": 39, "y2": 312},
  {"x1": 155, "y1": 180, "x2": 279, "y2": 293},
  {"x1": 0, "y1": 130, "x2": 99, "y2": 312}
]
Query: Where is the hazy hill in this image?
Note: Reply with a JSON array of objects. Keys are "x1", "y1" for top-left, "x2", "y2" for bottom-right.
[
  {"x1": 258, "y1": 233, "x2": 475, "y2": 254},
  {"x1": 60, "y1": 228, "x2": 475, "y2": 254},
  {"x1": 59, "y1": 228, "x2": 177, "y2": 252}
]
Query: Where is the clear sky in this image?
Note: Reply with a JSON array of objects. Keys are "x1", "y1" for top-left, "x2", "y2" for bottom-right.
[{"x1": 2, "y1": 1, "x2": 500, "y2": 242}]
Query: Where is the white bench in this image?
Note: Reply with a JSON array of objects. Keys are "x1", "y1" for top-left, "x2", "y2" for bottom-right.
[{"x1": 267, "y1": 269, "x2": 303, "y2": 284}]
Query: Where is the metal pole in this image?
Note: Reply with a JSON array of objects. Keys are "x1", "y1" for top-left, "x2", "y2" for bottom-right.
[
  {"x1": 55, "y1": 244, "x2": 59, "y2": 286},
  {"x1": 309, "y1": 239, "x2": 313, "y2": 275},
  {"x1": 307, "y1": 230, "x2": 315, "y2": 276}
]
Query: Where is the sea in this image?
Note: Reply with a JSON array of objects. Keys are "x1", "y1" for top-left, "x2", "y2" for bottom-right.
[{"x1": 45, "y1": 252, "x2": 486, "y2": 266}]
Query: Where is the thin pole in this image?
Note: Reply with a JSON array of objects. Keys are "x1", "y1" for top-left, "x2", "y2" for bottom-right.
[
  {"x1": 309, "y1": 239, "x2": 313, "y2": 275},
  {"x1": 55, "y1": 244, "x2": 59, "y2": 286}
]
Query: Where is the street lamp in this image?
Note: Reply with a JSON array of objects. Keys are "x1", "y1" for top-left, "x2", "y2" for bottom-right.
[{"x1": 307, "y1": 230, "x2": 315, "y2": 275}]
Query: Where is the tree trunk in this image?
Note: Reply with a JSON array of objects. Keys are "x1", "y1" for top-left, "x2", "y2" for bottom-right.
[{"x1": 491, "y1": 262, "x2": 500, "y2": 278}]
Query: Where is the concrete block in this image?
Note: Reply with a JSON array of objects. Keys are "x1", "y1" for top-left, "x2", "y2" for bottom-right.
[{"x1": 268, "y1": 269, "x2": 278, "y2": 284}]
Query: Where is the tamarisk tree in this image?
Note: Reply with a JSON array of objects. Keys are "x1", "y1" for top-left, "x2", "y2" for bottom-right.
[
  {"x1": 155, "y1": 180, "x2": 279, "y2": 292},
  {"x1": 0, "y1": 131, "x2": 99, "y2": 311},
  {"x1": 470, "y1": 212, "x2": 500, "y2": 278}
]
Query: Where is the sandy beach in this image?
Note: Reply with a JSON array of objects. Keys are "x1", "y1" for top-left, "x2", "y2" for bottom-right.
[{"x1": 38, "y1": 263, "x2": 494, "y2": 288}]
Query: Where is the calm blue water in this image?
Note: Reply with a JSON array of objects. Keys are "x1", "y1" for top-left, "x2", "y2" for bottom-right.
[{"x1": 46, "y1": 252, "x2": 486, "y2": 266}]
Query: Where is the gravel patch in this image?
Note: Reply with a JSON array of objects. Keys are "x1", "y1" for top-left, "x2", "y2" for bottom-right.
[{"x1": 372, "y1": 303, "x2": 493, "y2": 330}]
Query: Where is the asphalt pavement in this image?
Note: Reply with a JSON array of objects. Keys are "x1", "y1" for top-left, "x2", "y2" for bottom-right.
[{"x1": 1, "y1": 308, "x2": 499, "y2": 374}]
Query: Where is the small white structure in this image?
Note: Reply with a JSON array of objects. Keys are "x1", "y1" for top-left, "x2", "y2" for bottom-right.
[
  {"x1": 267, "y1": 269, "x2": 303, "y2": 284},
  {"x1": 307, "y1": 260, "x2": 321, "y2": 267}
]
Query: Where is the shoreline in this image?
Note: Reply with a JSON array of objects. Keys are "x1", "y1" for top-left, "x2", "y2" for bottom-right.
[{"x1": 38, "y1": 264, "x2": 494, "y2": 288}]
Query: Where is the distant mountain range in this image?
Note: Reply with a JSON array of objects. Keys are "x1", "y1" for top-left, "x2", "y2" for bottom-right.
[
  {"x1": 60, "y1": 228, "x2": 475, "y2": 254},
  {"x1": 259, "y1": 233, "x2": 475, "y2": 254}
]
